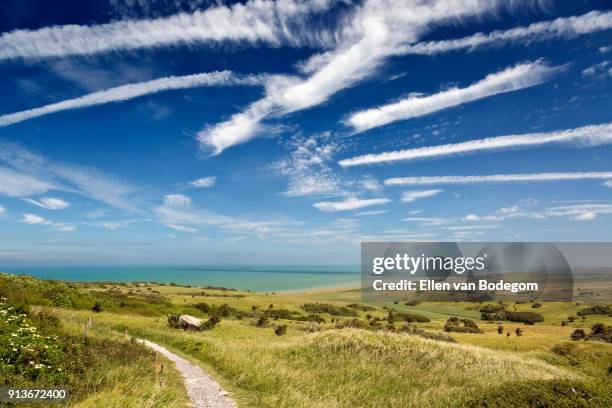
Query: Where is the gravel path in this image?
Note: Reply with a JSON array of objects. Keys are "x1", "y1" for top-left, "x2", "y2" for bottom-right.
[{"x1": 140, "y1": 339, "x2": 237, "y2": 408}]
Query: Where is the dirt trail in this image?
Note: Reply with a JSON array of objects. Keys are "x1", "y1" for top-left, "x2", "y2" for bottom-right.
[{"x1": 140, "y1": 339, "x2": 237, "y2": 408}]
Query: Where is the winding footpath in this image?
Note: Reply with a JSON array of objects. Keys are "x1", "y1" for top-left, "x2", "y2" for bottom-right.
[{"x1": 140, "y1": 339, "x2": 237, "y2": 408}]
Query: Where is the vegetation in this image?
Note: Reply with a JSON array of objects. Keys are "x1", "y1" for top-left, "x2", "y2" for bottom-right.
[
  {"x1": 0, "y1": 294, "x2": 187, "y2": 407},
  {"x1": 571, "y1": 324, "x2": 612, "y2": 343},
  {"x1": 3, "y1": 272, "x2": 612, "y2": 407},
  {"x1": 301, "y1": 303, "x2": 358, "y2": 316},
  {"x1": 577, "y1": 305, "x2": 612, "y2": 316},
  {"x1": 444, "y1": 317, "x2": 482, "y2": 333}
]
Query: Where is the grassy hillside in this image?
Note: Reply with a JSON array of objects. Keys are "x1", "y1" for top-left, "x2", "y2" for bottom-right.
[
  {"x1": 2, "y1": 273, "x2": 611, "y2": 407},
  {"x1": 0, "y1": 274, "x2": 188, "y2": 407}
]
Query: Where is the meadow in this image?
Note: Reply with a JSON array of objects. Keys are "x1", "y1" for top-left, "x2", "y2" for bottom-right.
[{"x1": 1, "y1": 272, "x2": 611, "y2": 407}]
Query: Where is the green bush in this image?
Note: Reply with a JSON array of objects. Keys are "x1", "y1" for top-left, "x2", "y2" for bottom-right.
[
  {"x1": 504, "y1": 311, "x2": 544, "y2": 324},
  {"x1": 444, "y1": 317, "x2": 482, "y2": 333},
  {"x1": 301, "y1": 303, "x2": 358, "y2": 317},
  {"x1": 274, "y1": 325, "x2": 287, "y2": 336},
  {"x1": 577, "y1": 305, "x2": 612, "y2": 316},
  {"x1": 167, "y1": 313, "x2": 181, "y2": 329},
  {"x1": 387, "y1": 310, "x2": 430, "y2": 323}
]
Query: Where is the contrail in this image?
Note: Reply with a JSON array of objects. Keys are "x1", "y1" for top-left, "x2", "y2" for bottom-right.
[{"x1": 0, "y1": 71, "x2": 265, "y2": 128}]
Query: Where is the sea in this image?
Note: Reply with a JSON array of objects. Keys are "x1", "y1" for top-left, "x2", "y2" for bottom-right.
[{"x1": 0, "y1": 265, "x2": 360, "y2": 292}]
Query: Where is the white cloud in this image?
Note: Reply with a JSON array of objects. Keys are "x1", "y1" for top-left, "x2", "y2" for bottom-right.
[
  {"x1": 313, "y1": 197, "x2": 390, "y2": 212},
  {"x1": 187, "y1": 177, "x2": 216, "y2": 188},
  {"x1": 0, "y1": 166, "x2": 57, "y2": 197},
  {"x1": 20, "y1": 213, "x2": 75, "y2": 231},
  {"x1": 573, "y1": 212, "x2": 596, "y2": 221},
  {"x1": 164, "y1": 194, "x2": 192, "y2": 206},
  {"x1": 581, "y1": 61, "x2": 611, "y2": 79},
  {"x1": 462, "y1": 203, "x2": 612, "y2": 224},
  {"x1": 340, "y1": 122, "x2": 612, "y2": 167},
  {"x1": 273, "y1": 134, "x2": 342, "y2": 197},
  {"x1": 385, "y1": 172, "x2": 612, "y2": 186},
  {"x1": 21, "y1": 213, "x2": 52, "y2": 225},
  {"x1": 604, "y1": 180, "x2": 612, "y2": 188},
  {"x1": 463, "y1": 214, "x2": 502, "y2": 222},
  {"x1": 355, "y1": 210, "x2": 387, "y2": 216},
  {"x1": 0, "y1": 205, "x2": 4, "y2": 215},
  {"x1": 24, "y1": 197, "x2": 70, "y2": 210},
  {"x1": 402, "y1": 217, "x2": 452, "y2": 226},
  {"x1": 0, "y1": 0, "x2": 334, "y2": 61},
  {"x1": 446, "y1": 224, "x2": 500, "y2": 231},
  {"x1": 0, "y1": 71, "x2": 264, "y2": 128},
  {"x1": 399, "y1": 10, "x2": 612, "y2": 55},
  {"x1": 401, "y1": 189, "x2": 443, "y2": 203},
  {"x1": 0, "y1": 142, "x2": 137, "y2": 211},
  {"x1": 346, "y1": 61, "x2": 558, "y2": 133},
  {"x1": 498, "y1": 205, "x2": 518, "y2": 214},
  {"x1": 198, "y1": 0, "x2": 512, "y2": 153},
  {"x1": 165, "y1": 223, "x2": 197, "y2": 233}
]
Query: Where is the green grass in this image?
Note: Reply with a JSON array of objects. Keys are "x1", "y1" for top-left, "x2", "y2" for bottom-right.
[{"x1": 3, "y1": 273, "x2": 612, "y2": 407}]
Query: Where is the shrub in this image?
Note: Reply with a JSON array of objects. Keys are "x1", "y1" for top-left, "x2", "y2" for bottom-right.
[
  {"x1": 479, "y1": 304, "x2": 506, "y2": 314},
  {"x1": 200, "y1": 316, "x2": 220, "y2": 331},
  {"x1": 577, "y1": 305, "x2": 612, "y2": 316},
  {"x1": 588, "y1": 323, "x2": 612, "y2": 343},
  {"x1": 571, "y1": 329, "x2": 586, "y2": 341},
  {"x1": 504, "y1": 311, "x2": 544, "y2": 324},
  {"x1": 515, "y1": 328, "x2": 523, "y2": 336},
  {"x1": 301, "y1": 303, "x2": 358, "y2": 317},
  {"x1": 388, "y1": 310, "x2": 430, "y2": 323},
  {"x1": 274, "y1": 325, "x2": 287, "y2": 336},
  {"x1": 443, "y1": 317, "x2": 482, "y2": 333},
  {"x1": 531, "y1": 302, "x2": 542, "y2": 308},
  {"x1": 256, "y1": 316, "x2": 268, "y2": 327},
  {"x1": 91, "y1": 302, "x2": 103, "y2": 313},
  {"x1": 404, "y1": 300, "x2": 421, "y2": 306},
  {"x1": 167, "y1": 313, "x2": 181, "y2": 328},
  {"x1": 346, "y1": 303, "x2": 376, "y2": 311}
]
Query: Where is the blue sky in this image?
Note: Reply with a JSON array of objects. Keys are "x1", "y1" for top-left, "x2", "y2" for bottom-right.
[{"x1": 0, "y1": 0, "x2": 611, "y2": 266}]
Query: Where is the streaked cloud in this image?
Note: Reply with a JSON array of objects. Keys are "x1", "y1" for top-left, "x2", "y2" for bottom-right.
[
  {"x1": 0, "y1": 71, "x2": 264, "y2": 128},
  {"x1": 165, "y1": 223, "x2": 197, "y2": 233},
  {"x1": 0, "y1": 166, "x2": 57, "y2": 197},
  {"x1": 198, "y1": 0, "x2": 512, "y2": 153},
  {"x1": 401, "y1": 189, "x2": 443, "y2": 203},
  {"x1": 24, "y1": 197, "x2": 70, "y2": 210},
  {"x1": 0, "y1": 0, "x2": 334, "y2": 61},
  {"x1": 402, "y1": 217, "x2": 452, "y2": 226},
  {"x1": 346, "y1": 61, "x2": 558, "y2": 133},
  {"x1": 355, "y1": 210, "x2": 387, "y2": 216},
  {"x1": 187, "y1": 177, "x2": 217, "y2": 189},
  {"x1": 399, "y1": 11, "x2": 612, "y2": 56},
  {"x1": 385, "y1": 171, "x2": 612, "y2": 186},
  {"x1": 340, "y1": 123, "x2": 612, "y2": 167},
  {"x1": 0, "y1": 142, "x2": 137, "y2": 211},
  {"x1": 20, "y1": 213, "x2": 75, "y2": 232},
  {"x1": 313, "y1": 197, "x2": 390, "y2": 212}
]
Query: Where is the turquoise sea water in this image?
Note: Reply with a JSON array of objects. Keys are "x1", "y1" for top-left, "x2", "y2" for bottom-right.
[{"x1": 0, "y1": 266, "x2": 360, "y2": 292}]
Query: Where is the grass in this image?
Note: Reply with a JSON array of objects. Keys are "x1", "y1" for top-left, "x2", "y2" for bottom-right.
[{"x1": 3, "y1": 273, "x2": 612, "y2": 407}]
